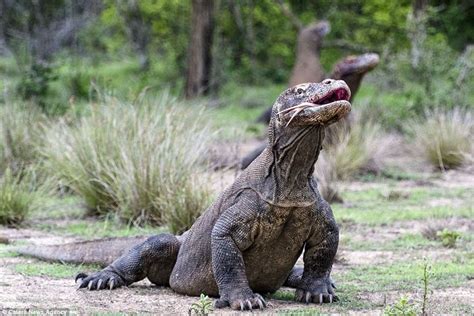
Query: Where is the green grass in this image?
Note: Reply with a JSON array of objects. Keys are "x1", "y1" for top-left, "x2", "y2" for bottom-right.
[
  {"x1": 338, "y1": 258, "x2": 473, "y2": 294},
  {"x1": 344, "y1": 233, "x2": 440, "y2": 251},
  {"x1": 36, "y1": 218, "x2": 164, "y2": 239},
  {"x1": 14, "y1": 262, "x2": 100, "y2": 278},
  {"x1": 0, "y1": 244, "x2": 18, "y2": 258},
  {"x1": 333, "y1": 186, "x2": 473, "y2": 225}
]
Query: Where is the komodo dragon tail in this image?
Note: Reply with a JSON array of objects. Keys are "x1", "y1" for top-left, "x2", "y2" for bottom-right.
[{"x1": 18, "y1": 236, "x2": 149, "y2": 267}]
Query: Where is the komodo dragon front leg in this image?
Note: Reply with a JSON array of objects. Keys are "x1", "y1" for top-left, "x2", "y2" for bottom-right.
[
  {"x1": 211, "y1": 191, "x2": 267, "y2": 310},
  {"x1": 288, "y1": 200, "x2": 339, "y2": 303}
]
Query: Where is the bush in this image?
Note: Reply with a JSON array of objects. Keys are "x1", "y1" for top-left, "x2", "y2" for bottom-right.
[
  {"x1": 42, "y1": 92, "x2": 213, "y2": 233},
  {"x1": 406, "y1": 107, "x2": 473, "y2": 170},
  {"x1": 0, "y1": 168, "x2": 36, "y2": 226}
]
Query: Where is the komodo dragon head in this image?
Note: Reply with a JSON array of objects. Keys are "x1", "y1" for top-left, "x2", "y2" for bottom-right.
[
  {"x1": 330, "y1": 53, "x2": 379, "y2": 100},
  {"x1": 273, "y1": 79, "x2": 351, "y2": 128}
]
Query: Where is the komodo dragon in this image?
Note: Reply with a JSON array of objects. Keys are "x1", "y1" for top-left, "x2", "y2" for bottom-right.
[{"x1": 24, "y1": 80, "x2": 352, "y2": 311}]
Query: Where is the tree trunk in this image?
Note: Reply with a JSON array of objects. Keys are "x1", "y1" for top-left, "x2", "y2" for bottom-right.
[{"x1": 185, "y1": 0, "x2": 215, "y2": 98}]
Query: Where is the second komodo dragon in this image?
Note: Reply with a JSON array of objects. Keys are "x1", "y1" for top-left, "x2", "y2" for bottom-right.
[{"x1": 38, "y1": 80, "x2": 352, "y2": 311}]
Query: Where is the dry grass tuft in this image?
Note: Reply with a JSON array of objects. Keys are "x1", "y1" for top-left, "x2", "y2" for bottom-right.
[
  {"x1": 406, "y1": 107, "x2": 473, "y2": 170},
  {"x1": 315, "y1": 117, "x2": 398, "y2": 202}
]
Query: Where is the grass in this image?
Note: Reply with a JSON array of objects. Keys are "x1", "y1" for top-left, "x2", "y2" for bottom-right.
[
  {"x1": 42, "y1": 92, "x2": 213, "y2": 233},
  {"x1": 0, "y1": 168, "x2": 37, "y2": 226},
  {"x1": 333, "y1": 186, "x2": 473, "y2": 225},
  {"x1": 0, "y1": 104, "x2": 46, "y2": 174},
  {"x1": 338, "y1": 258, "x2": 473, "y2": 294},
  {"x1": 406, "y1": 107, "x2": 473, "y2": 170},
  {"x1": 14, "y1": 262, "x2": 100, "y2": 279}
]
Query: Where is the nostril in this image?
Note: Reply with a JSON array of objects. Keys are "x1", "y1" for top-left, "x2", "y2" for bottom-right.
[{"x1": 323, "y1": 79, "x2": 333, "y2": 85}]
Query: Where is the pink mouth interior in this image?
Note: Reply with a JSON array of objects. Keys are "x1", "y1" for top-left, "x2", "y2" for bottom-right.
[{"x1": 315, "y1": 88, "x2": 350, "y2": 105}]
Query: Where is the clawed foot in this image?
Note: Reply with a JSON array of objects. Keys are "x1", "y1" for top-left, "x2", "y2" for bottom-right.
[
  {"x1": 295, "y1": 277, "x2": 338, "y2": 304},
  {"x1": 75, "y1": 268, "x2": 127, "y2": 290},
  {"x1": 215, "y1": 292, "x2": 267, "y2": 311}
]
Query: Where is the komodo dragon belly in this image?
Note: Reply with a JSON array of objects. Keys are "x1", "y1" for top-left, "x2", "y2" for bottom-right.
[{"x1": 170, "y1": 204, "x2": 315, "y2": 296}]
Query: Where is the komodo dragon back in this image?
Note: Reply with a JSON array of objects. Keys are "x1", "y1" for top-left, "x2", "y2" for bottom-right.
[{"x1": 18, "y1": 236, "x2": 148, "y2": 266}]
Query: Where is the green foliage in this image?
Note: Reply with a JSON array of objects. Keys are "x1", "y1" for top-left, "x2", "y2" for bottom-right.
[
  {"x1": 406, "y1": 107, "x2": 473, "y2": 170},
  {"x1": 189, "y1": 294, "x2": 213, "y2": 316},
  {"x1": 384, "y1": 296, "x2": 417, "y2": 316},
  {"x1": 436, "y1": 229, "x2": 461, "y2": 248},
  {"x1": 16, "y1": 62, "x2": 58, "y2": 112},
  {"x1": 0, "y1": 169, "x2": 35, "y2": 226},
  {"x1": 42, "y1": 92, "x2": 213, "y2": 233}
]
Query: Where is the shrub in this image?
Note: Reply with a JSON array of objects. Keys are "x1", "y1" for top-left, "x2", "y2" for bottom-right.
[
  {"x1": 436, "y1": 229, "x2": 461, "y2": 248},
  {"x1": 42, "y1": 92, "x2": 213, "y2": 233},
  {"x1": 0, "y1": 168, "x2": 36, "y2": 226},
  {"x1": 406, "y1": 107, "x2": 473, "y2": 170}
]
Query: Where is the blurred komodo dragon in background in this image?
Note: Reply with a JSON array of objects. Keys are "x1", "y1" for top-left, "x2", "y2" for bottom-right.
[{"x1": 20, "y1": 80, "x2": 352, "y2": 311}]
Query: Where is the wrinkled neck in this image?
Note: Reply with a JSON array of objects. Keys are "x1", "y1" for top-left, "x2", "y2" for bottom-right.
[{"x1": 266, "y1": 125, "x2": 324, "y2": 200}]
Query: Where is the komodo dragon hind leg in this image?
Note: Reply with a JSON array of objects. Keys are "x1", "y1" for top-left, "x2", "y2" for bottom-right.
[{"x1": 76, "y1": 233, "x2": 180, "y2": 290}]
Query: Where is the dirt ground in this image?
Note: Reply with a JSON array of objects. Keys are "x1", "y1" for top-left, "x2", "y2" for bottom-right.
[{"x1": 0, "y1": 144, "x2": 473, "y2": 315}]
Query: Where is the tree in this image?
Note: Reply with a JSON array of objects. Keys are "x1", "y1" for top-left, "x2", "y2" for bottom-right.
[{"x1": 185, "y1": 0, "x2": 215, "y2": 98}]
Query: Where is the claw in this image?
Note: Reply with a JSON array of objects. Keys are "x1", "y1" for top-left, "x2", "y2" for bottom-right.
[
  {"x1": 109, "y1": 277, "x2": 115, "y2": 290},
  {"x1": 239, "y1": 301, "x2": 244, "y2": 311},
  {"x1": 87, "y1": 281, "x2": 93, "y2": 290},
  {"x1": 329, "y1": 294, "x2": 333, "y2": 303},
  {"x1": 305, "y1": 292, "x2": 311, "y2": 304},
  {"x1": 246, "y1": 300, "x2": 252, "y2": 310},
  {"x1": 256, "y1": 294, "x2": 266, "y2": 308},
  {"x1": 97, "y1": 279, "x2": 103, "y2": 290}
]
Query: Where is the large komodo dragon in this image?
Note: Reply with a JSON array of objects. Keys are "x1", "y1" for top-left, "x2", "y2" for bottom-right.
[{"x1": 23, "y1": 80, "x2": 352, "y2": 311}]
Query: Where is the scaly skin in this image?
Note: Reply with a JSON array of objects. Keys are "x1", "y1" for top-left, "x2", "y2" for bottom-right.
[{"x1": 76, "y1": 80, "x2": 351, "y2": 311}]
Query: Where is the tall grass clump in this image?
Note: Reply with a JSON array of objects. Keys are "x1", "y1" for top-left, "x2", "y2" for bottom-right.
[
  {"x1": 0, "y1": 105, "x2": 46, "y2": 175},
  {"x1": 315, "y1": 118, "x2": 398, "y2": 202},
  {"x1": 43, "y1": 92, "x2": 213, "y2": 233},
  {"x1": 406, "y1": 107, "x2": 473, "y2": 170},
  {"x1": 325, "y1": 120, "x2": 396, "y2": 180},
  {"x1": 0, "y1": 168, "x2": 37, "y2": 226}
]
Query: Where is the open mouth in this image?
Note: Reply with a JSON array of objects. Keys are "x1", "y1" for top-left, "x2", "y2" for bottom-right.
[{"x1": 312, "y1": 87, "x2": 350, "y2": 106}]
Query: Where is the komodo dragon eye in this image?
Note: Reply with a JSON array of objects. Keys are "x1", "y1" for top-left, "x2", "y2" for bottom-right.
[{"x1": 296, "y1": 87, "x2": 305, "y2": 94}]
